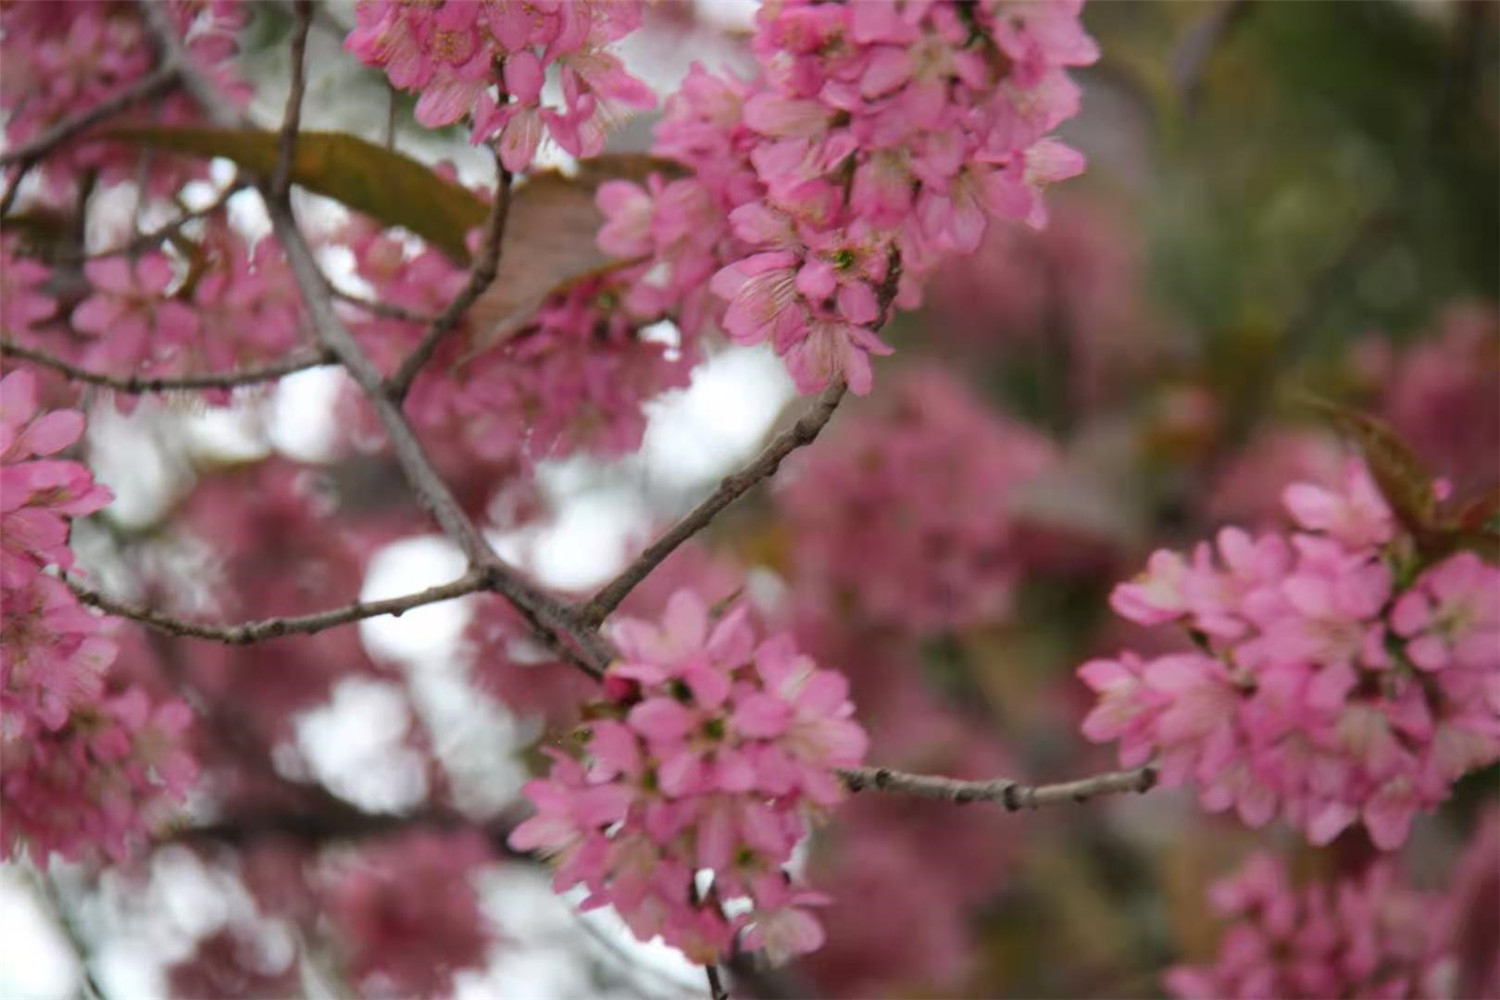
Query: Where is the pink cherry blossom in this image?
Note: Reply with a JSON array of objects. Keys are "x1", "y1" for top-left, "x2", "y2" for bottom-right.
[
  {"x1": 345, "y1": 1, "x2": 654, "y2": 172},
  {"x1": 1166, "y1": 852, "x2": 1461, "y2": 1000},
  {"x1": 1081, "y1": 458, "x2": 1500, "y2": 849},
  {"x1": 509, "y1": 587, "x2": 866, "y2": 966}
]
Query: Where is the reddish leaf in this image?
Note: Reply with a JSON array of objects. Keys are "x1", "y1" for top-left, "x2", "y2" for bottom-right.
[{"x1": 1300, "y1": 394, "x2": 1439, "y2": 533}]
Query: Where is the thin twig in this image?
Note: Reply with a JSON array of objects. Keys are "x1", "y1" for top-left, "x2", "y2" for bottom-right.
[
  {"x1": 706, "y1": 964, "x2": 730, "y2": 1000},
  {"x1": 0, "y1": 65, "x2": 179, "y2": 171},
  {"x1": 838, "y1": 764, "x2": 1158, "y2": 810},
  {"x1": 579, "y1": 380, "x2": 847, "y2": 627},
  {"x1": 1, "y1": 340, "x2": 333, "y2": 393},
  {"x1": 68, "y1": 572, "x2": 487, "y2": 645},
  {"x1": 326, "y1": 283, "x2": 438, "y2": 325},
  {"x1": 387, "y1": 153, "x2": 513, "y2": 401},
  {"x1": 69, "y1": 179, "x2": 248, "y2": 262},
  {"x1": 270, "y1": 0, "x2": 313, "y2": 203},
  {"x1": 33, "y1": 872, "x2": 110, "y2": 1000}
]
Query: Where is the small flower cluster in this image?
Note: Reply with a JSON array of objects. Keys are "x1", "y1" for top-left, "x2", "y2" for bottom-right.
[
  {"x1": 599, "y1": 0, "x2": 1097, "y2": 395},
  {"x1": 510, "y1": 590, "x2": 868, "y2": 965},
  {"x1": 0, "y1": 369, "x2": 197, "y2": 864},
  {"x1": 341, "y1": 222, "x2": 693, "y2": 469},
  {"x1": 344, "y1": 0, "x2": 654, "y2": 172},
  {"x1": 1165, "y1": 853, "x2": 1458, "y2": 1000},
  {"x1": 1, "y1": 0, "x2": 247, "y2": 194},
  {"x1": 324, "y1": 831, "x2": 497, "y2": 998},
  {"x1": 1080, "y1": 459, "x2": 1500, "y2": 849},
  {"x1": 778, "y1": 365, "x2": 1057, "y2": 634}
]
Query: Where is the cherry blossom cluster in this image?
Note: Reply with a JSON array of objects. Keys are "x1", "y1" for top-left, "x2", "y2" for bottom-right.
[
  {"x1": 597, "y1": 1, "x2": 1098, "y2": 395},
  {"x1": 1, "y1": 0, "x2": 247, "y2": 194},
  {"x1": 1, "y1": 370, "x2": 197, "y2": 863},
  {"x1": 7, "y1": 222, "x2": 306, "y2": 407},
  {"x1": 339, "y1": 221, "x2": 694, "y2": 473},
  {"x1": 510, "y1": 589, "x2": 868, "y2": 965},
  {"x1": 1165, "y1": 852, "x2": 1460, "y2": 999},
  {"x1": 344, "y1": 0, "x2": 654, "y2": 172},
  {"x1": 777, "y1": 365, "x2": 1057, "y2": 634},
  {"x1": 1080, "y1": 459, "x2": 1500, "y2": 849},
  {"x1": 324, "y1": 831, "x2": 497, "y2": 998}
]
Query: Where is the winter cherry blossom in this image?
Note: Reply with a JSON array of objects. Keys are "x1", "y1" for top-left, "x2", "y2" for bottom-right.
[
  {"x1": 344, "y1": 0, "x2": 655, "y2": 172},
  {"x1": 0, "y1": 0, "x2": 248, "y2": 194},
  {"x1": 324, "y1": 831, "x2": 497, "y2": 998},
  {"x1": 336, "y1": 218, "x2": 695, "y2": 478},
  {"x1": 1080, "y1": 458, "x2": 1500, "y2": 849},
  {"x1": 510, "y1": 589, "x2": 867, "y2": 965},
  {"x1": 1, "y1": 369, "x2": 113, "y2": 586},
  {"x1": 1165, "y1": 852, "x2": 1461, "y2": 1000},
  {"x1": 778, "y1": 364, "x2": 1058, "y2": 634},
  {"x1": 593, "y1": 0, "x2": 1098, "y2": 396}
]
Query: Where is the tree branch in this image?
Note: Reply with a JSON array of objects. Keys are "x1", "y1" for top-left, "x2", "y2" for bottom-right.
[
  {"x1": 270, "y1": 0, "x2": 313, "y2": 203},
  {"x1": 68, "y1": 572, "x2": 487, "y2": 645},
  {"x1": 139, "y1": 0, "x2": 612, "y2": 680},
  {"x1": 578, "y1": 380, "x2": 847, "y2": 627},
  {"x1": 0, "y1": 64, "x2": 179, "y2": 172},
  {"x1": 1, "y1": 340, "x2": 334, "y2": 393},
  {"x1": 838, "y1": 764, "x2": 1158, "y2": 810},
  {"x1": 387, "y1": 154, "x2": 513, "y2": 401},
  {"x1": 706, "y1": 964, "x2": 731, "y2": 1000},
  {"x1": 326, "y1": 282, "x2": 438, "y2": 325}
]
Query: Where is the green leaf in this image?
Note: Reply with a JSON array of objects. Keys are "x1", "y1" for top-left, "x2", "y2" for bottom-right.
[
  {"x1": 1298, "y1": 393, "x2": 1438, "y2": 532},
  {"x1": 106, "y1": 127, "x2": 488, "y2": 262}
]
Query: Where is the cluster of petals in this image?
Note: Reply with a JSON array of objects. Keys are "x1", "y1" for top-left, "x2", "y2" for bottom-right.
[
  {"x1": 0, "y1": 0, "x2": 247, "y2": 194},
  {"x1": 324, "y1": 831, "x2": 497, "y2": 998},
  {"x1": 509, "y1": 589, "x2": 868, "y2": 965},
  {"x1": 1, "y1": 370, "x2": 113, "y2": 585},
  {"x1": 344, "y1": 0, "x2": 654, "y2": 171},
  {"x1": 598, "y1": 1, "x2": 1097, "y2": 395},
  {"x1": 341, "y1": 223, "x2": 693, "y2": 468},
  {"x1": 1165, "y1": 852, "x2": 1460, "y2": 1000},
  {"x1": 1080, "y1": 459, "x2": 1500, "y2": 849},
  {"x1": 777, "y1": 365, "x2": 1057, "y2": 634},
  {"x1": 1, "y1": 369, "x2": 197, "y2": 864},
  {"x1": 1, "y1": 684, "x2": 196, "y2": 864}
]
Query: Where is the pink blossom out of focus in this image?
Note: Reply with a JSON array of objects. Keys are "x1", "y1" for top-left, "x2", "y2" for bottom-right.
[
  {"x1": 778, "y1": 364, "x2": 1058, "y2": 635},
  {"x1": 1165, "y1": 852, "x2": 1461, "y2": 1000},
  {"x1": 324, "y1": 831, "x2": 497, "y2": 997},
  {"x1": 1082, "y1": 458, "x2": 1500, "y2": 849},
  {"x1": 509, "y1": 588, "x2": 868, "y2": 966},
  {"x1": 0, "y1": 0, "x2": 248, "y2": 196},
  {"x1": 343, "y1": 0, "x2": 655, "y2": 172}
]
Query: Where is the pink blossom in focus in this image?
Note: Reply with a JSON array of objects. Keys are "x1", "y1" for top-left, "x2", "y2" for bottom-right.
[
  {"x1": 1081, "y1": 459, "x2": 1500, "y2": 849},
  {"x1": 344, "y1": 1, "x2": 654, "y2": 172},
  {"x1": 509, "y1": 588, "x2": 867, "y2": 966}
]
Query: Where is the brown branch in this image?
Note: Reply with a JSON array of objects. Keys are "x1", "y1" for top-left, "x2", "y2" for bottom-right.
[
  {"x1": 1, "y1": 340, "x2": 333, "y2": 393},
  {"x1": 838, "y1": 764, "x2": 1158, "y2": 810},
  {"x1": 326, "y1": 283, "x2": 438, "y2": 325},
  {"x1": 0, "y1": 65, "x2": 179, "y2": 171},
  {"x1": 140, "y1": 0, "x2": 611, "y2": 680},
  {"x1": 68, "y1": 179, "x2": 248, "y2": 262},
  {"x1": 270, "y1": 0, "x2": 313, "y2": 202},
  {"x1": 69, "y1": 572, "x2": 487, "y2": 645},
  {"x1": 706, "y1": 964, "x2": 730, "y2": 1000},
  {"x1": 387, "y1": 154, "x2": 513, "y2": 401},
  {"x1": 578, "y1": 380, "x2": 847, "y2": 627}
]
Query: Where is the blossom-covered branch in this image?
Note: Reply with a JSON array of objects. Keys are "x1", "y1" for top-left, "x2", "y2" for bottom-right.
[
  {"x1": 839, "y1": 764, "x2": 1158, "y2": 810},
  {"x1": 68, "y1": 573, "x2": 488, "y2": 645},
  {"x1": 0, "y1": 340, "x2": 333, "y2": 393},
  {"x1": 0, "y1": 63, "x2": 177, "y2": 173},
  {"x1": 579, "y1": 380, "x2": 847, "y2": 626},
  {"x1": 138, "y1": 5, "x2": 612, "y2": 678}
]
